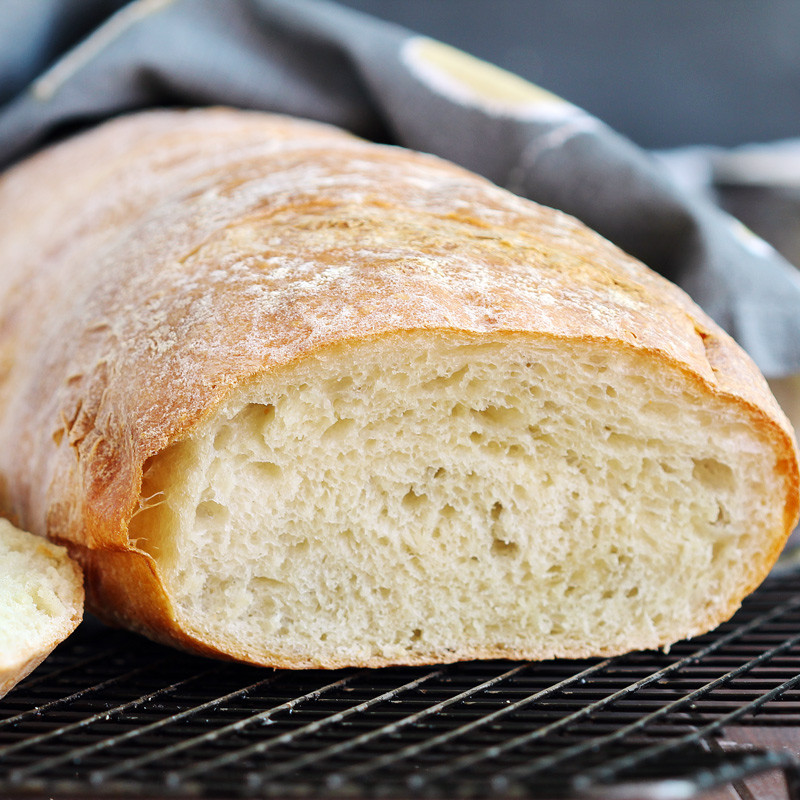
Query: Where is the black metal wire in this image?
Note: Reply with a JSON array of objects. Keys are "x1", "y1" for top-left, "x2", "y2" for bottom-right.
[{"x1": 1, "y1": 568, "x2": 799, "y2": 799}]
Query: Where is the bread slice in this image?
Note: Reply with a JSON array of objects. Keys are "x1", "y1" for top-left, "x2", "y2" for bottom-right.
[
  {"x1": 0, "y1": 520, "x2": 83, "y2": 698},
  {"x1": 0, "y1": 108, "x2": 795, "y2": 668}
]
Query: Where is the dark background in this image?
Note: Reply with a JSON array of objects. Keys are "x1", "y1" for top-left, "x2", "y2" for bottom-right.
[
  {"x1": 334, "y1": 0, "x2": 800, "y2": 150},
  {"x1": 2, "y1": 0, "x2": 799, "y2": 151}
]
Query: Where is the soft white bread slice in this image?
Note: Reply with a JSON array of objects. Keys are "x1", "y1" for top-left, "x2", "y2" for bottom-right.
[
  {"x1": 0, "y1": 520, "x2": 83, "y2": 697},
  {"x1": 0, "y1": 108, "x2": 796, "y2": 668}
]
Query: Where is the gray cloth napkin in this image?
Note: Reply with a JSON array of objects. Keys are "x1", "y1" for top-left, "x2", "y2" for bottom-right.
[{"x1": 2, "y1": 0, "x2": 799, "y2": 377}]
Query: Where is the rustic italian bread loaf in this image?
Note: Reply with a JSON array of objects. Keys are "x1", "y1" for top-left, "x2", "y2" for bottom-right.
[
  {"x1": 0, "y1": 108, "x2": 796, "y2": 668},
  {"x1": 0, "y1": 520, "x2": 83, "y2": 698}
]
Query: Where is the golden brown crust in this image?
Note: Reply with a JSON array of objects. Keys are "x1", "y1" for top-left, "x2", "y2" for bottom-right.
[
  {"x1": 0, "y1": 652, "x2": 51, "y2": 699},
  {"x1": 0, "y1": 107, "x2": 796, "y2": 667}
]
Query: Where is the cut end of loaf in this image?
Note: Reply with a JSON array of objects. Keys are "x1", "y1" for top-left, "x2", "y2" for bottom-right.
[
  {"x1": 129, "y1": 333, "x2": 787, "y2": 667},
  {"x1": 0, "y1": 519, "x2": 83, "y2": 695}
]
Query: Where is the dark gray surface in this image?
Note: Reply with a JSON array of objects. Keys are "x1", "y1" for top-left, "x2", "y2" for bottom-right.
[{"x1": 335, "y1": 0, "x2": 800, "y2": 150}]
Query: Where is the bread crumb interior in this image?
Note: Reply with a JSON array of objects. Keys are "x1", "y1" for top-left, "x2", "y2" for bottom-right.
[
  {"x1": 0, "y1": 520, "x2": 79, "y2": 669},
  {"x1": 130, "y1": 333, "x2": 778, "y2": 666}
]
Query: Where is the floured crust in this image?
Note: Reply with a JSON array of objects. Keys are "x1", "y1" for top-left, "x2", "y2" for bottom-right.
[{"x1": 0, "y1": 108, "x2": 796, "y2": 667}]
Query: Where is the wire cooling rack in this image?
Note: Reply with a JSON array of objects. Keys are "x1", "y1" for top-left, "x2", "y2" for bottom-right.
[{"x1": 1, "y1": 567, "x2": 800, "y2": 799}]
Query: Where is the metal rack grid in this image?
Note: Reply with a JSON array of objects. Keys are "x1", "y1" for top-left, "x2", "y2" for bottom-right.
[{"x1": 1, "y1": 567, "x2": 800, "y2": 799}]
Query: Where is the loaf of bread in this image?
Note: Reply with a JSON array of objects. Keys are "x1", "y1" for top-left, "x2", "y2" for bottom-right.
[
  {"x1": 0, "y1": 520, "x2": 83, "y2": 698},
  {"x1": 0, "y1": 108, "x2": 796, "y2": 668}
]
